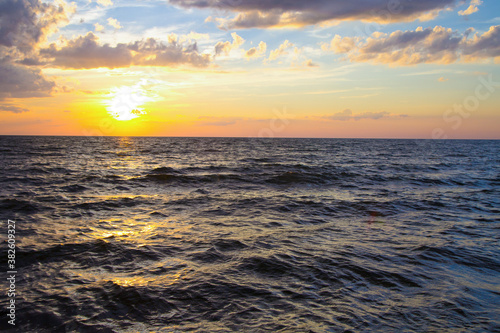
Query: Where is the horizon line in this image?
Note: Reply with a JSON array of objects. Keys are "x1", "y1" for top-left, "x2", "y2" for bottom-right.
[{"x1": 0, "y1": 135, "x2": 498, "y2": 141}]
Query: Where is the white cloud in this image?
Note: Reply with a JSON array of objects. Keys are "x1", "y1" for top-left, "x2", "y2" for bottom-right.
[
  {"x1": 107, "y1": 17, "x2": 122, "y2": 29},
  {"x1": 97, "y1": 0, "x2": 113, "y2": 6},
  {"x1": 94, "y1": 22, "x2": 104, "y2": 32}
]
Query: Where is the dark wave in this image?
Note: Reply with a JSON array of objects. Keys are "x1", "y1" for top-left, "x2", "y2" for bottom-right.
[
  {"x1": 136, "y1": 173, "x2": 249, "y2": 185},
  {"x1": 0, "y1": 198, "x2": 53, "y2": 213}
]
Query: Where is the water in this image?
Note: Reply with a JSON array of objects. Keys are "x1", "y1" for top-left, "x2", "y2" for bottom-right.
[{"x1": 0, "y1": 136, "x2": 499, "y2": 332}]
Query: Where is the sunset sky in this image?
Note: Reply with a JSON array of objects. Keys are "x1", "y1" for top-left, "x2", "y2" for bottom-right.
[{"x1": 1, "y1": 0, "x2": 499, "y2": 138}]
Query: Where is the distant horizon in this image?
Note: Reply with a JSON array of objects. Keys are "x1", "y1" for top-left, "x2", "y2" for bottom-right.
[{"x1": 1, "y1": 135, "x2": 498, "y2": 141}]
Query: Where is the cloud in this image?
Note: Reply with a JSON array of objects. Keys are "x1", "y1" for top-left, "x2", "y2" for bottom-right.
[
  {"x1": 328, "y1": 109, "x2": 354, "y2": 121},
  {"x1": 462, "y1": 25, "x2": 500, "y2": 61},
  {"x1": 107, "y1": 17, "x2": 122, "y2": 29},
  {"x1": 458, "y1": 0, "x2": 482, "y2": 16},
  {"x1": 244, "y1": 41, "x2": 267, "y2": 59},
  {"x1": 0, "y1": 103, "x2": 29, "y2": 113},
  {"x1": 326, "y1": 109, "x2": 391, "y2": 121},
  {"x1": 0, "y1": 0, "x2": 73, "y2": 102},
  {"x1": 40, "y1": 32, "x2": 212, "y2": 69},
  {"x1": 352, "y1": 111, "x2": 390, "y2": 120},
  {"x1": 182, "y1": 32, "x2": 210, "y2": 42},
  {"x1": 169, "y1": 0, "x2": 460, "y2": 29},
  {"x1": 97, "y1": 0, "x2": 113, "y2": 6},
  {"x1": 268, "y1": 40, "x2": 294, "y2": 61},
  {"x1": 94, "y1": 23, "x2": 104, "y2": 32},
  {"x1": 40, "y1": 33, "x2": 132, "y2": 69},
  {"x1": 438, "y1": 77, "x2": 449, "y2": 82},
  {"x1": 0, "y1": 60, "x2": 55, "y2": 100},
  {"x1": 0, "y1": 0, "x2": 73, "y2": 51},
  {"x1": 214, "y1": 32, "x2": 245, "y2": 56},
  {"x1": 324, "y1": 25, "x2": 500, "y2": 65},
  {"x1": 303, "y1": 59, "x2": 319, "y2": 67}
]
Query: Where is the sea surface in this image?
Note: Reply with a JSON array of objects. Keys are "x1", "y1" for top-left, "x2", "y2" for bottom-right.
[{"x1": 0, "y1": 136, "x2": 499, "y2": 332}]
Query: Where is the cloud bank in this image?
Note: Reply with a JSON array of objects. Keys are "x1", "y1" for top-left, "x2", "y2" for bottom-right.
[
  {"x1": 169, "y1": 0, "x2": 460, "y2": 29},
  {"x1": 324, "y1": 25, "x2": 500, "y2": 65},
  {"x1": 40, "y1": 33, "x2": 211, "y2": 69},
  {"x1": 0, "y1": 0, "x2": 73, "y2": 112}
]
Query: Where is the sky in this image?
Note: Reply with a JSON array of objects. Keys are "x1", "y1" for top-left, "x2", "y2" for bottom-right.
[{"x1": 0, "y1": 0, "x2": 499, "y2": 138}]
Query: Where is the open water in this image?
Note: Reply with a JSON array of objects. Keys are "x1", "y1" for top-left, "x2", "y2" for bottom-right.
[{"x1": 0, "y1": 136, "x2": 499, "y2": 332}]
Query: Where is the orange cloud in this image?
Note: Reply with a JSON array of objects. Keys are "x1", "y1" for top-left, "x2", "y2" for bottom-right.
[
  {"x1": 244, "y1": 41, "x2": 267, "y2": 59},
  {"x1": 267, "y1": 40, "x2": 294, "y2": 61},
  {"x1": 214, "y1": 32, "x2": 245, "y2": 57},
  {"x1": 458, "y1": 0, "x2": 482, "y2": 16}
]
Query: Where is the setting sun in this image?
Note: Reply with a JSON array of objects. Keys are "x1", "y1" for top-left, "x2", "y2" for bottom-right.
[{"x1": 105, "y1": 82, "x2": 157, "y2": 121}]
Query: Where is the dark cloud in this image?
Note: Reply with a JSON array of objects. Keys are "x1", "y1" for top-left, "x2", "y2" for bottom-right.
[
  {"x1": 0, "y1": 0, "x2": 71, "y2": 51},
  {"x1": 0, "y1": 61, "x2": 55, "y2": 99},
  {"x1": 40, "y1": 33, "x2": 132, "y2": 69},
  {"x1": 0, "y1": 0, "x2": 72, "y2": 104},
  {"x1": 169, "y1": 0, "x2": 459, "y2": 29},
  {"x1": 325, "y1": 25, "x2": 500, "y2": 65},
  {"x1": 129, "y1": 38, "x2": 211, "y2": 67},
  {"x1": 0, "y1": 103, "x2": 29, "y2": 113},
  {"x1": 463, "y1": 25, "x2": 500, "y2": 59},
  {"x1": 40, "y1": 33, "x2": 211, "y2": 69}
]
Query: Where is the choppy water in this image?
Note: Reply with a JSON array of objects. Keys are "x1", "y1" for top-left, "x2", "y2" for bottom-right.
[{"x1": 0, "y1": 136, "x2": 499, "y2": 332}]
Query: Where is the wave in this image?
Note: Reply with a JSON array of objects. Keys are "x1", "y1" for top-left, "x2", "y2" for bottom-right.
[{"x1": 0, "y1": 198, "x2": 53, "y2": 213}]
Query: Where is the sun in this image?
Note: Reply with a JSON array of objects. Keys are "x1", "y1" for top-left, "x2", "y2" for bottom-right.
[{"x1": 105, "y1": 83, "x2": 156, "y2": 121}]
